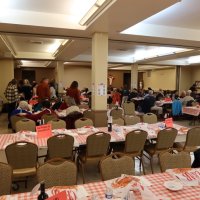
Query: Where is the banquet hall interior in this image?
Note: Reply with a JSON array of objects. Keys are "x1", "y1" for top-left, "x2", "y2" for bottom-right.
[{"x1": 0, "y1": 0, "x2": 200, "y2": 199}]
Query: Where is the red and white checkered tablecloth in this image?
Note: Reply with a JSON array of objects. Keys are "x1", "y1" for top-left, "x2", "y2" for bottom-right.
[
  {"x1": 1, "y1": 172, "x2": 200, "y2": 200},
  {"x1": 0, "y1": 123, "x2": 188, "y2": 150},
  {"x1": 182, "y1": 106, "x2": 200, "y2": 117}
]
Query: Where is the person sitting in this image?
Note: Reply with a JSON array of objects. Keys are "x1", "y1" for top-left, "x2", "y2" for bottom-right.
[
  {"x1": 142, "y1": 90, "x2": 156, "y2": 113},
  {"x1": 180, "y1": 90, "x2": 194, "y2": 107},
  {"x1": 156, "y1": 89, "x2": 164, "y2": 101},
  {"x1": 128, "y1": 88, "x2": 138, "y2": 101},
  {"x1": 25, "y1": 100, "x2": 56, "y2": 122},
  {"x1": 112, "y1": 88, "x2": 121, "y2": 105},
  {"x1": 11, "y1": 100, "x2": 32, "y2": 116}
]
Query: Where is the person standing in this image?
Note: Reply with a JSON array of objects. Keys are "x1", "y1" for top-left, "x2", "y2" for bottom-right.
[
  {"x1": 21, "y1": 79, "x2": 32, "y2": 101},
  {"x1": 66, "y1": 81, "x2": 80, "y2": 105},
  {"x1": 4, "y1": 79, "x2": 19, "y2": 127},
  {"x1": 37, "y1": 78, "x2": 50, "y2": 102}
]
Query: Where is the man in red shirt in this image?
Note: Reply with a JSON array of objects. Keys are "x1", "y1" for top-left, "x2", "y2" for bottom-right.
[{"x1": 37, "y1": 78, "x2": 50, "y2": 102}]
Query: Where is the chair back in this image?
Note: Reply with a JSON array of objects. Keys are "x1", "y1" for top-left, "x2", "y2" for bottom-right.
[
  {"x1": 75, "y1": 118, "x2": 93, "y2": 128},
  {"x1": 123, "y1": 102, "x2": 135, "y2": 115},
  {"x1": 184, "y1": 127, "x2": 200, "y2": 151},
  {"x1": 83, "y1": 109, "x2": 94, "y2": 120},
  {"x1": 0, "y1": 162, "x2": 12, "y2": 195},
  {"x1": 86, "y1": 132, "x2": 111, "y2": 157},
  {"x1": 112, "y1": 118, "x2": 125, "y2": 126},
  {"x1": 47, "y1": 134, "x2": 74, "y2": 160},
  {"x1": 15, "y1": 118, "x2": 36, "y2": 132},
  {"x1": 143, "y1": 113, "x2": 157, "y2": 124},
  {"x1": 41, "y1": 113, "x2": 57, "y2": 123},
  {"x1": 159, "y1": 152, "x2": 191, "y2": 172},
  {"x1": 5, "y1": 141, "x2": 38, "y2": 169},
  {"x1": 124, "y1": 115, "x2": 140, "y2": 125},
  {"x1": 37, "y1": 158, "x2": 77, "y2": 188},
  {"x1": 47, "y1": 119, "x2": 66, "y2": 129},
  {"x1": 110, "y1": 108, "x2": 123, "y2": 119},
  {"x1": 10, "y1": 115, "x2": 25, "y2": 132},
  {"x1": 100, "y1": 153, "x2": 135, "y2": 181},
  {"x1": 156, "y1": 128, "x2": 177, "y2": 150},
  {"x1": 125, "y1": 130, "x2": 147, "y2": 154}
]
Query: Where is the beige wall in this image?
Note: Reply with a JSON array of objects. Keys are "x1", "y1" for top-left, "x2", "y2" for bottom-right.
[
  {"x1": 0, "y1": 59, "x2": 14, "y2": 101},
  {"x1": 179, "y1": 66, "x2": 193, "y2": 92},
  {"x1": 14, "y1": 67, "x2": 55, "y2": 83},
  {"x1": 143, "y1": 68, "x2": 176, "y2": 90},
  {"x1": 64, "y1": 65, "x2": 91, "y2": 90},
  {"x1": 108, "y1": 70, "x2": 130, "y2": 88}
]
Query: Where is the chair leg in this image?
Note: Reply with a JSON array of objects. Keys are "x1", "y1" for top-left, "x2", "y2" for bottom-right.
[
  {"x1": 140, "y1": 157, "x2": 146, "y2": 175},
  {"x1": 150, "y1": 156, "x2": 154, "y2": 174},
  {"x1": 80, "y1": 163, "x2": 85, "y2": 184}
]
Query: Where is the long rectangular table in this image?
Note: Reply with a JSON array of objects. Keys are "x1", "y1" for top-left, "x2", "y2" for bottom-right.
[
  {"x1": 0, "y1": 171, "x2": 199, "y2": 200},
  {"x1": 0, "y1": 123, "x2": 188, "y2": 163}
]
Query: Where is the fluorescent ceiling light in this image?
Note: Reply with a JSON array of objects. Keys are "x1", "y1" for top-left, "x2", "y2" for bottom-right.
[
  {"x1": 79, "y1": 0, "x2": 115, "y2": 26},
  {"x1": 47, "y1": 40, "x2": 69, "y2": 54},
  {"x1": 187, "y1": 55, "x2": 200, "y2": 64},
  {"x1": 133, "y1": 47, "x2": 189, "y2": 62}
]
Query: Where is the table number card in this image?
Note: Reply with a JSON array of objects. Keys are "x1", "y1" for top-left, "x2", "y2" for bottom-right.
[
  {"x1": 165, "y1": 118, "x2": 173, "y2": 128},
  {"x1": 36, "y1": 124, "x2": 52, "y2": 138}
]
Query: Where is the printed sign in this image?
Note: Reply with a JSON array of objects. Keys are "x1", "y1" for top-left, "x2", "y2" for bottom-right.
[
  {"x1": 36, "y1": 124, "x2": 52, "y2": 138},
  {"x1": 165, "y1": 118, "x2": 173, "y2": 128}
]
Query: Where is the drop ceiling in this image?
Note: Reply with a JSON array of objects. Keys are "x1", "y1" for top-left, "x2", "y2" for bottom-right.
[{"x1": 0, "y1": 0, "x2": 200, "y2": 69}]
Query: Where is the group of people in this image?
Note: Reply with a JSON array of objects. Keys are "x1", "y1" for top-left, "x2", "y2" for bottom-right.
[
  {"x1": 4, "y1": 78, "x2": 83, "y2": 128},
  {"x1": 107, "y1": 84, "x2": 200, "y2": 117}
]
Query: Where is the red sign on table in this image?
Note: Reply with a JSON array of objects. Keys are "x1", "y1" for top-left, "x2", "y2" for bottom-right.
[
  {"x1": 165, "y1": 118, "x2": 173, "y2": 128},
  {"x1": 164, "y1": 98, "x2": 172, "y2": 102},
  {"x1": 47, "y1": 191, "x2": 67, "y2": 200},
  {"x1": 36, "y1": 124, "x2": 52, "y2": 138}
]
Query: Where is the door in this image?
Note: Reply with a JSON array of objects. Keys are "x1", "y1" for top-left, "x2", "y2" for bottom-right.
[
  {"x1": 123, "y1": 73, "x2": 131, "y2": 89},
  {"x1": 22, "y1": 69, "x2": 36, "y2": 83}
]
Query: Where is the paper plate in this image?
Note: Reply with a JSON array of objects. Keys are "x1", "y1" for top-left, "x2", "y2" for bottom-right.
[{"x1": 164, "y1": 181, "x2": 183, "y2": 191}]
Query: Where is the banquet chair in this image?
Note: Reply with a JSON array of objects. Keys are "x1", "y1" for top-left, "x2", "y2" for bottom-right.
[
  {"x1": 159, "y1": 152, "x2": 191, "y2": 172},
  {"x1": 47, "y1": 134, "x2": 74, "y2": 160},
  {"x1": 112, "y1": 118, "x2": 125, "y2": 126},
  {"x1": 124, "y1": 115, "x2": 140, "y2": 125},
  {"x1": 144, "y1": 128, "x2": 177, "y2": 173},
  {"x1": 37, "y1": 158, "x2": 77, "y2": 188},
  {"x1": 75, "y1": 118, "x2": 94, "y2": 128},
  {"x1": 5, "y1": 141, "x2": 38, "y2": 189},
  {"x1": 123, "y1": 102, "x2": 135, "y2": 116},
  {"x1": 15, "y1": 118, "x2": 36, "y2": 132},
  {"x1": 100, "y1": 153, "x2": 135, "y2": 181},
  {"x1": 143, "y1": 113, "x2": 157, "y2": 124},
  {"x1": 10, "y1": 115, "x2": 25, "y2": 132},
  {"x1": 77, "y1": 132, "x2": 111, "y2": 183},
  {"x1": 174, "y1": 127, "x2": 200, "y2": 153},
  {"x1": 41, "y1": 113, "x2": 58, "y2": 124},
  {"x1": 124, "y1": 130, "x2": 148, "y2": 174},
  {"x1": 0, "y1": 162, "x2": 12, "y2": 195},
  {"x1": 83, "y1": 109, "x2": 94, "y2": 120},
  {"x1": 47, "y1": 119, "x2": 66, "y2": 129},
  {"x1": 110, "y1": 108, "x2": 123, "y2": 119}
]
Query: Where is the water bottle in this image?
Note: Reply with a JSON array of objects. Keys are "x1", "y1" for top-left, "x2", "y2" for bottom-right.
[
  {"x1": 105, "y1": 187, "x2": 113, "y2": 199},
  {"x1": 37, "y1": 182, "x2": 48, "y2": 200},
  {"x1": 108, "y1": 116, "x2": 112, "y2": 132}
]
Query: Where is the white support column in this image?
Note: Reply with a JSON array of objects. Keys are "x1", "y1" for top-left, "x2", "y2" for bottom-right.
[
  {"x1": 131, "y1": 64, "x2": 138, "y2": 89},
  {"x1": 91, "y1": 32, "x2": 108, "y2": 111},
  {"x1": 0, "y1": 59, "x2": 14, "y2": 101},
  {"x1": 55, "y1": 61, "x2": 65, "y2": 93}
]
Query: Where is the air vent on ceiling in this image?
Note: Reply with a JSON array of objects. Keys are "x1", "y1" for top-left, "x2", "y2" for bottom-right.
[{"x1": 29, "y1": 40, "x2": 43, "y2": 45}]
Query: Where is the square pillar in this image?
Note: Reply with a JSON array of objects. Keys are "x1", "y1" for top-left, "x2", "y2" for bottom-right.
[
  {"x1": 131, "y1": 64, "x2": 138, "y2": 89},
  {"x1": 55, "y1": 61, "x2": 65, "y2": 94},
  {"x1": 91, "y1": 32, "x2": 108, "y2": 127}
]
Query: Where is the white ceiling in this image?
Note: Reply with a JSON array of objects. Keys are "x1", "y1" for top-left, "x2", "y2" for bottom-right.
[{"x1": 1, "y1": 0, "x2": 200, "y2": 68}]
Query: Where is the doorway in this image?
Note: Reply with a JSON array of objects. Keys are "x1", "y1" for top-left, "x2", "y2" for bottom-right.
[
  {"x1": 123, "y1": 73, "x2": 131, "y2": 89},
  {"x1": 22, "y1": 69, "x2": 36, "y2": 83}
]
